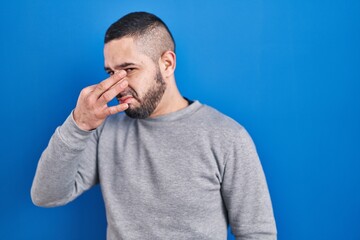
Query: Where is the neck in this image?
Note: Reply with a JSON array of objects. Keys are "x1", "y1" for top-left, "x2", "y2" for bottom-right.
[{"x1": 149, "y1": 78, "x2": 189, "y2": 118}]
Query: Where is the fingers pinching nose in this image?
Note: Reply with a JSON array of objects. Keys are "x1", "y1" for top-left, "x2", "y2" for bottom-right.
[
  {"x1": 120, "y1": 80, "x2": 128, "y2": 88},
  {"x1": 115, "y1": 70, "x2": 127, "y2": 77}
]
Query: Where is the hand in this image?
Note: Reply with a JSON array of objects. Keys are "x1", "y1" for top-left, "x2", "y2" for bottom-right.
[{"x1": 73, "y1": 70, "x2": 129, "y2": 131}]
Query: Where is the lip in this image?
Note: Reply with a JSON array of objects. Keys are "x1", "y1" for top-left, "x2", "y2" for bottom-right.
[{"x1": 119, "y1": 96, "x2": 134, "y2": 104}]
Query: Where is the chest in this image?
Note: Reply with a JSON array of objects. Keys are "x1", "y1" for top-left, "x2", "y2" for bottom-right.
[{"x1": 97, "y1": 125, "x2": 224, "y2": 199}]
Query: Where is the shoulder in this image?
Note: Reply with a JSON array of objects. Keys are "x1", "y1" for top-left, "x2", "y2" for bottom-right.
[
  {"x1": 197, "y1": 104, "x2": 245, "y2": 133},
  {"x1": 196, "y1": 103, "x2": 255, "y2": 147}
]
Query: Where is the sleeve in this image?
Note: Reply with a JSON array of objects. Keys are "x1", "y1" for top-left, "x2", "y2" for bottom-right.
[
  {"x1": 221, "y1": 127, "x2": 277, "y2": 240},
  {"x1": 30, "y1": 112, "x2": 101, "y2": 207}
]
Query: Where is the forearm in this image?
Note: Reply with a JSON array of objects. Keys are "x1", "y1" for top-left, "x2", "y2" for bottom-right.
[
  {"x1": 31, "y1": 113, "x2": 94, "y2": 207},
  {"x1": 31, "y1": 71, "x2": 128, "y2": 207}
]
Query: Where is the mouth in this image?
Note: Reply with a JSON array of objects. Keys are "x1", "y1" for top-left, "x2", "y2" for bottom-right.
[
  {"x1": 118, "y1": 95, "x2": 134, "y2": 104},
  {"x1": 117, "y1": 87, "x2": 140, "y2": 104}
]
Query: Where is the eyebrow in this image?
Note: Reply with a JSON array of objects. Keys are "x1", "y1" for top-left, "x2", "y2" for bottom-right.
[{"x1": 104, "y1": 62, "x2": 137, "y2": 72}]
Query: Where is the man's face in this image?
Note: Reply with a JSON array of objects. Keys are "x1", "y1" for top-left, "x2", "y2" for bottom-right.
[{"x1": 104, "y1": 37, "x2": 166, "y2": 119}]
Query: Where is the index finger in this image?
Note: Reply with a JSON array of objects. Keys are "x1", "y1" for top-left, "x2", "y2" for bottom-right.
[{"x1": 92, "y1": 70, "x2": 127, "y2": 98}]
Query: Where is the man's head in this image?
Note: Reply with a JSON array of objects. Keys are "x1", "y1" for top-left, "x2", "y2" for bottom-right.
[
  {"x1": 103, "y1": 12, "x2": 177, "y2": 119},
  {"x1": 105, "y1": 12, "x2": 175, "y2": 63}
]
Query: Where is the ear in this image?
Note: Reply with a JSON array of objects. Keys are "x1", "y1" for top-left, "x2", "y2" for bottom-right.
[{"x1": 159, "y1": 50, "x2": 176, "y2": 79}]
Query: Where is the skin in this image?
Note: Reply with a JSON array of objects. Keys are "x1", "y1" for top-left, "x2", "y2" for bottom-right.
[{"x1": 73, "y1": 37, "x2": 188, "y2": 131}]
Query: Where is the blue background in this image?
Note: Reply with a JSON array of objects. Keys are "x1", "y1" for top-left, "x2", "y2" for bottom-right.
[{"x1": 1, "y1": 0, "x2": 359, "y2": 239}]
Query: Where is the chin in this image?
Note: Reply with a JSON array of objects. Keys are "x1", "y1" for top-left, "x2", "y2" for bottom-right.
[{"x1": 124, "y1": 107, "x2": 152, "y2": 119}]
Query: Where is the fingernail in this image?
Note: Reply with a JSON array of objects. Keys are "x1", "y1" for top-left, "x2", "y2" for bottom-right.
[
  {"x1": 115, "y1": 70, "x2": 126, "y2": 76},
  {"x1": 119, "y1": 70, "x2": 127, "y2": 75}
]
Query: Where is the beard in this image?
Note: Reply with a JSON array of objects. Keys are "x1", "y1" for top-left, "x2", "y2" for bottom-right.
[{"x1": 121, "y1": 69, "x2": 166, "y2": 119}]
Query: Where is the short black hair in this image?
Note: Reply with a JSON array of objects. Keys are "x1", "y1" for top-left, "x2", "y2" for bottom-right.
[{"x1": 104, "y1": 12, "x2": 175, "y2": 61}]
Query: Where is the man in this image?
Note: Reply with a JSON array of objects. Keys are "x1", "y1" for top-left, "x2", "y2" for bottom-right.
[{"x1": 31, "y1": 12, "x2": 277, "y2": 239}]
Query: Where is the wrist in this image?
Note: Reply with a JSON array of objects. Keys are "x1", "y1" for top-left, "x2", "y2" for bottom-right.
[
  {"x1": 57, "y1": 112, "x2": 94, "y2": 151},
  {"x1": 71, "y1": 111, "x2": 95, "y2": 132}
]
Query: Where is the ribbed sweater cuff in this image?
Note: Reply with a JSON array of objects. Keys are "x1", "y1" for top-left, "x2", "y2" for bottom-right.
[{"x1": 57, "y1": 111, "x2": 94, "y2": 150}]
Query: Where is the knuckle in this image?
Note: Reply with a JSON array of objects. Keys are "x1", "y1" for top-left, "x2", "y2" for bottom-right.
[
  {"x1": 94, "y1": 112, "x2": 101, "y2": 119},
  {"x1": 102, "y1": 108, "x2": 112, "y2": 116},
  {"x1": 108, "y1": 108, "x2": 115, "y2": 115},
  {"x1": 80, "y1": 87, "x2": 89, "y2": 96},
  {"x1": 94, "y1": 110, "x2": 105, "y2": 119},
  {"x1": 97, "y1": 82, "x2": 106, "y2": 91},
  {"x1": 85, "y1": 97, "x2": 91, "y2": 105},
  {"x1": 102, "y1": 92, "x2": 112, "y2": 102},
  {"x1": 81, "y1": 85, "x2": 96, "y2": 95},
  {"x1": 85, "y1": 96, "x2": 93, "y2": 105},
  {"x1": 117, "y1": 81, "x2": 127, "y2": 90}
]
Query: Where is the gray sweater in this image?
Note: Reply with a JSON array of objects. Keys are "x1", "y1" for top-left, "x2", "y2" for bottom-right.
[{"x1": 31, "y1": 100, "x2": 277, "y2": 239}]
